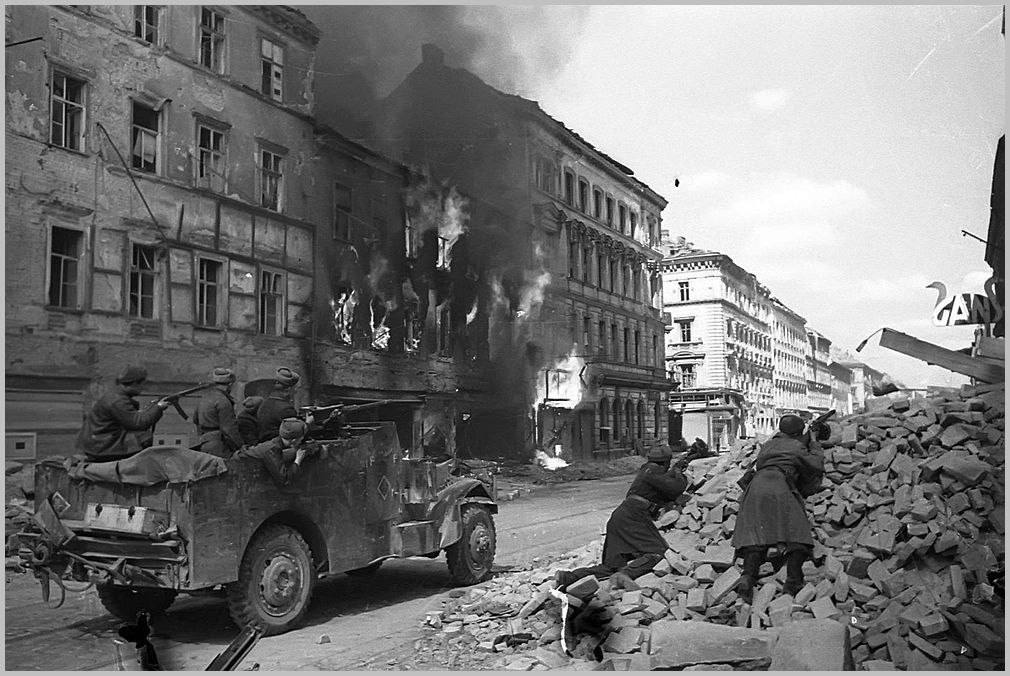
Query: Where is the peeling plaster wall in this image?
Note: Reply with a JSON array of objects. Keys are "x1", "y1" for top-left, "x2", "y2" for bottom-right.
[{"x1": 6, "y1": 6, "x2": 487, "y2": 458}]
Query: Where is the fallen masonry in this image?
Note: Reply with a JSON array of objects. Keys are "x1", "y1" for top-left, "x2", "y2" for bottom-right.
[{"x1": 413, "y1": 383, "x2": 1004, "y2": 671}]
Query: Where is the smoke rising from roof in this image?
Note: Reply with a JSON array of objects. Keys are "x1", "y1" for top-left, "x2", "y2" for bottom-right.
[{"x1": 297, "y1": 5, "x2": 590, "y2": 132}]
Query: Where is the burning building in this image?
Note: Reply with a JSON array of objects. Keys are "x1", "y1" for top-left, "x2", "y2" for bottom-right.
[{"x1": 370, "y1": 44, "x2": 673, "y2": 463}]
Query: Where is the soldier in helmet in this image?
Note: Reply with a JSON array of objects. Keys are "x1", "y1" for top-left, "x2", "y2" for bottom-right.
[
  {"x1": 256, "y1": 368, "x2": 300, "y2": 442},
  {"x1": 76, "y1": 366, "x2": 172, "y2": 461},
  {"x1": 554, "y1": 445, "x2": 688, "y2": 591},
  {"x1": 232, "y1": 418, "x2": 317, "y2": 487},
  {"x1": 192, "y1": 368, "x2": 244, "y2": 457}
]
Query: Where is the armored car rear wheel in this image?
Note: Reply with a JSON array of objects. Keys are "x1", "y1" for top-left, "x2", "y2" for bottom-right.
[
  {"x1": 97, "y1": 583, "x2": 177, "y2": 620},
  {"x1": 446, "y1": 505, "x2": 496, "y2": 585},
  {"x1": 227, "y1": 524, "x2": 315, "y2": 636}
]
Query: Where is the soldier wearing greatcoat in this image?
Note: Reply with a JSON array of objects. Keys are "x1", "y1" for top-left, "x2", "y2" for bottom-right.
[
  {"x1": 76, "y1": 366, "x2": 171, "y2": 461},
  {"x1": 192, "y1": 368, "x2": 244, "y2": 457}
]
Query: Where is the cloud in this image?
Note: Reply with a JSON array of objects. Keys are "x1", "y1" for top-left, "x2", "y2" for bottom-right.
[
  {"x1": 750, "y1": 88, "x2": 792, "y2": 111},
  {"x1": 716, "y1": 174, "x2": 870, "y2": 222},
  {"x1": 681, "y1": 170, "x2": 731, "y2": 191}
]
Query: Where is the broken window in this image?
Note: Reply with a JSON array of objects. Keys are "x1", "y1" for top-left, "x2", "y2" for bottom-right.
[
  {"x1": 48, "y1": 227, "x2": 83, "y2": 308},
  {"x1": 333, "y1": 183, "x2": 352, "y2": 240},
  {"x1": 259, "y1": 149, "x2": 283, "y2": 211},
  {"x1": 618, "y1": 203, "x2": 627, "y2": 234},
  {"x1": 578, "y1": 178, "x2": 589, "y2": 213},
  {"x1": 196, "y1": 257, "x2": 223, "y2": 326},
  {"x1": 629, "y1": 211, "x2": 638, "y2": 238},
  {"x1": 331, "y1": 289, "x2": 355, "y2": 344},
  {"x1": 605, "y1": 196, "x2": 614, "y2": 226},
  {"x1": 259, "y1": 269, "x2": 284, "y2": 335},
  {"x1": 405, "y1": 211, "x2": 418, "y2": 258},
  {"x1": 134, "y1": 5, "x2": 162, "y2": 44},
  {"x1": 199, "y1": 7, "x2": 225, "y2": 73},
  {"x1": 196, "y1": 125, "x2": 225, "y2": 191},
  {"x1": 370, "y1": 296, "x2": 390, "y2": 351},
  {"x1": 129, "y1": 244, "x2": 157, "y2": 319},
  {"x1": 436, "y1": 236, "x2": 451, "y2": 270},
  {"x1": 593, "y1": 189, "x2": 602, "y2": 219},
  {"x1": 260, "y1": 37, "x2": 284, "y2": 101},
  {"x1": 50, "y1": 72, "x2": 85, "y2": 151},
  {"x1": 131, "y1": 101, "x2": 159, "y2": 173},
  {"x1": 404, "y1": 304, "x2": 422, "y2": 352}
]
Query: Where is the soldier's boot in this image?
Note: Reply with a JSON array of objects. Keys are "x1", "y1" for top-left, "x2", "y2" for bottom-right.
[
  {"x1": 554, "y1": 570, "x2": 580, "y2": 591},
  {"x1": 782, "y1": 550, "x2": 807, "y2": 596},
  {"x1": 737, "y1": 550, "x2": 764, "y2": 604}
]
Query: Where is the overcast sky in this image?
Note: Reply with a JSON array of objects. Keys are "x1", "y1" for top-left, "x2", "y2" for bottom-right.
[
  {"x1": 521, "y1": 4, "x2": 1004, "y2": 388},
  {"x1": 303, "y1": 3, "x2": 1004, "y2": 389}
]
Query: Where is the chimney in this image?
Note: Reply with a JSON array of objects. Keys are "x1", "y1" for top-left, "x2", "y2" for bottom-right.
[{"x1": 422, "y1": 43, "x2": 445, "y2": 68}]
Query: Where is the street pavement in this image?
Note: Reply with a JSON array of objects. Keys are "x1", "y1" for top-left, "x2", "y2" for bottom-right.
[{"x1": 3, "y1": 475, "x2": 629, "y2": 671}]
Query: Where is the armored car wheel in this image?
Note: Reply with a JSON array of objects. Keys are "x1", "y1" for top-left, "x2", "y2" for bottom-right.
[
  {"x1": 227, "y1": 524, "x2": 315, "y2": 636},
  {"x1": 446, "y1": 505, "x2": 496, "y2": 585},
  {"x1": 97, "y1": 583, "x2": 177, "y2": 620}
]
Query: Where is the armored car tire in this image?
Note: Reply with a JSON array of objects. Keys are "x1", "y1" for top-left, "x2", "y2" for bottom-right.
[
  {"x1": 446, "y1": 505, "x2": 496, "y2": 585},
  {"x1": 227, "y1": 524, "x2": 316, "y2": 636},
  {"x1": 97, "y1": 583, "x2": 178, "y2": 620}
]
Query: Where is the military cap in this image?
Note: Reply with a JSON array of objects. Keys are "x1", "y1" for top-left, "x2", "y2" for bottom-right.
[
  {"x1": 116, "y1": 365, "x2": 149, "y2": 385},
  {"x1": 779, "y1": 414, "x2": 805, "y2": 436},
  {"x1": 647, "y1": 445, "x2": 673, "y2": 462},
  {"x1": 242, "y1": 395, "x2": 264, "y2": 412},
  {"x1": 274, "y1": 367, "x2": 300, "y2": 387},
  {"x1": 279, "y1": 418, "x2": 307, "y2": 441},
  {"x1": 212, "y1": 367, "x2": 236, "y2": 384}
]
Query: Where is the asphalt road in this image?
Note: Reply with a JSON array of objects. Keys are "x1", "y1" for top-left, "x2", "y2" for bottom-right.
[{"x1": 3, "y1": 475, "x2": 629, "y2": 671}]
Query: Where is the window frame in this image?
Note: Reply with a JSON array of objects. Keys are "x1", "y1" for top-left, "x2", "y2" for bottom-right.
[
  {"x1": 563, "y1": 169, "x2": 575, "y2": 206},
  {"x1": 258, "y1": 147, "x2": 284, "y2": 212},
  {"x1": 605, "y1": 196, "x2": 614, "y2": 226},
  {"x1": 577, "y1": 178, "x2": 589, "y2": 213},
  {"x1": 198, "y1": 6, "x2": 226, "y2": 74},
  {"x1": 130, "y1": 99, "x2": 161, "y2": 174},
  {"x1": 195, "y1": 122, "x2": 227, "y2": 192},
  {"x1": 49, "y1": 70, "x2": 87, "y2": 152},
  {"x1": 679, "y1": 280, "x2": 691, "y2": 302},
  {"x1": 259, "y1": 36, "x2": 285, "y2": 101},
  {"x1": 592, "y1": 188, "x2": 603, "y2": 219},
  {"x1": 678, "y1": 319, "x2": 693, "y2": 343},
  {"x1": 258, "y1": 266, "x2": 286, "y2": 336},
  {"x1": 195, "y1": 255, "x2": 226, "y2": 327},
  {"x1": 47, "y1": 225, "x2": 86, "y2": 310},
  {"x1": 128, "y1": 242, "x2": 159, "y2": 320},
  {"x1": 332, "y1": 182, "x2": 353, "y2": 240},
  {"x1": 133, "y1": 5, "x2": 163, "y2": 45}
]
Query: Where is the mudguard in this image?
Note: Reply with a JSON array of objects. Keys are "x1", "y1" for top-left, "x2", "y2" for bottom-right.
[{"x1": 429, "y1": 478, "x2": 497, "y2": 550}]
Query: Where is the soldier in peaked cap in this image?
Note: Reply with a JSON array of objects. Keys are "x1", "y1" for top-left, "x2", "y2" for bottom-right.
[
  {"x1": 236, "y1": 396, "x2": 264, "y2": 446},
  {"x1": 554, "y1": 444, "x2": 689, "y2": 592},
  {"x1": 256, "y1": 367, "x2": 301, "y2": 442},
  {"x1": 192, "y1": 367, "x2": 244, "y2": 457},
  {"x1": 233, "y1": 418, "x2": 317, "y2": 487},
  {"x1": 76, "y1": 366, "x2": 172, "y2": 461}
]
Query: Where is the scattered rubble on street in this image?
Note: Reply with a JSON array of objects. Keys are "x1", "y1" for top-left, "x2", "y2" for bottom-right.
[{"x1": 409, "y1": 383, "x2": 1004, "y2": 671}]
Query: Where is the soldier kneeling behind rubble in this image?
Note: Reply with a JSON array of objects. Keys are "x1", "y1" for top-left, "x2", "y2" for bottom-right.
[{"x1": 555, "y1": 445, "x2": 688, "y2": 592}]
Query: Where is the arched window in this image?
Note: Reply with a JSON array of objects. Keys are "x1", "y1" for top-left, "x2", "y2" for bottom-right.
[
  {"x1": 636, "y1": 400, "x2": 645, "y2": 439},
  {"x1": 598, "y1": 397, "x2": 609, "y2": 443}
]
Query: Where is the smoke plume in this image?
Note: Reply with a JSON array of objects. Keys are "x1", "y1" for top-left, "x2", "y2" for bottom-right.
[{"x1": 297, "y1": 5, "x2": 591, "y2": 132}]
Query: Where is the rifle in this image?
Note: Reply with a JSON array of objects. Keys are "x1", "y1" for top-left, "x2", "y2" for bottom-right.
[
  {"x1": 159, "y1": 382, "x2": 216, "y2": 421},
  {"x1": 807, "y1": 409, "x2": 836, "y2": 441},
  {"x1": 206, "y1": 624, "x2": 264, "y2": 671},
  {"x1": 300, "y1": 400, "x2": 393, "y2": 427}
]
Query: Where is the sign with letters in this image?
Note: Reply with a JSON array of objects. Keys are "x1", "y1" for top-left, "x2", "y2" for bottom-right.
[{"x1": 927, "y1": 276, "x2": 1003, "y2": 328}]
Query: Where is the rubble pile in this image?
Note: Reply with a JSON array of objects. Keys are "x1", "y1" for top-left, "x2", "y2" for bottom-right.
[{"x1": 416, "y1": 383, "x2": 1004, "y2": 671}]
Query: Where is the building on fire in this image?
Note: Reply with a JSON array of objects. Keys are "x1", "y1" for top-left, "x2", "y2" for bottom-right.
[
  {"x1": 4, "y1": 5, "x2": 489, "y2": 460},
  {"x1": 370, "y1": 44, "x2": 673, "y2": 463}
]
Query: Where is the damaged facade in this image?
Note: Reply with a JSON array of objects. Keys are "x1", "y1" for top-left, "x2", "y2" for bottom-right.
[
  {"x1": 5, "y1": 6, "x2": 485, "y2": 459},
  {"x1": 372, "y1": 44, "x2": 672, "y2": 463}
]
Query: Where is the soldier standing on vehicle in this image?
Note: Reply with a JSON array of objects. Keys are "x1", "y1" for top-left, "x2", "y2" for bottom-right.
[
  {"x1": 233, "y1": 418, "x2": 316, "y2": 486},
  {"x1": 256, "y1": 368, "x2": 300, "y2": 442},
  {"x1": 76, "y1": 366, "x2": 172, "y2": 461},
  {"x1": 553, "y1": 445, "x2": 688, "y2": 591},
  {"x1": 236, "y1": 396, "x2": 263, "y2": 446},
  {"x1": 192, "y1": 368, "x2": 244, "y2": 457}
]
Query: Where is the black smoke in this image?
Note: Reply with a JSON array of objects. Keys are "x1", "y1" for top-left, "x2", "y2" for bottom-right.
[{"x1": 296, "y1": 5, "x2": 590, "y2": 136}]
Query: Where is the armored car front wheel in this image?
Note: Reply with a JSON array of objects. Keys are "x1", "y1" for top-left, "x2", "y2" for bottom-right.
[
  {"x1": 446, "y1": 505, "x2": 496, "y2": 585},
  {"x1": 227, "y1": 524, "x2": 315, "y2": 636}
]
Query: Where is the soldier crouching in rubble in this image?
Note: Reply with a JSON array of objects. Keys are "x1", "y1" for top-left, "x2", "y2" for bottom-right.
[
  {"x1": 732, "y1": 414, "x2": 826, "y2": 602},
  {"x1": 232, "y1": 418, "x2": 317, "y2": 487},
  {"x1": 77, "y1": 366, "x2": 172, "y2": 461},
  {"x1": 554, "y1": 445, "x2": 688, "y2": 591}
]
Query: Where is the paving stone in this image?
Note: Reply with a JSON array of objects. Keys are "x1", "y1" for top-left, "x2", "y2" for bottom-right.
[
  {"x1": 769, "y1": 618, "x2": 854, "y2": 671},
  {"x1": 648, "y1": 620, "x2": 776, "y2": 666}
]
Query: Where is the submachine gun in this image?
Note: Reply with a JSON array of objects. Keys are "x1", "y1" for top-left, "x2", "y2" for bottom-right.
[
  {"x1": 807, "y1": 409, "x2": 836, "y2": 442},
  {"x1": 298, "y1": 399, "x2": 394, "y2": 439},
  {"x1": 156, "y1": 382, "x2": 217, "y2": 420}
]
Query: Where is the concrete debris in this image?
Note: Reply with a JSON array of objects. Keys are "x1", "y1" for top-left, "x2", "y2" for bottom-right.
[
  {"x1": 316, "y1": 634, "x2": 331, "y2": 644},
  {"x1": 407, "y1": 385, "x2": 1003, "y2": 670}
]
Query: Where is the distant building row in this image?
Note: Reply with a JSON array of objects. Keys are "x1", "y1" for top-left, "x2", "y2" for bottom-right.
[{"x1": 659, "y1": 236, "x2": 895, "y2": 450}]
